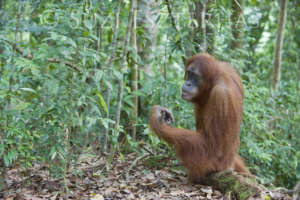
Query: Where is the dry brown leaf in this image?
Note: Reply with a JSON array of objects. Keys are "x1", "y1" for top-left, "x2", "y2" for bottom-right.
[
  {"x1": 104, "y1": 186, "x2": 117, "y2": 196},
  {"x1": 89, "y1": 194, "x2": 104, "y2": 200}
]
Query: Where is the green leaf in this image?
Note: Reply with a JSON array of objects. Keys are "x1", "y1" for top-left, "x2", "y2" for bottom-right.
[
  {"x1": 82, "y1": 31, "x2": 89, "y2": 37},
  {"x1": 67, "y1": 38, "x2": 77, "y2": 48},
  {"x1": 84, "y1": 19, "x2": 93, "y2": 30},
  {"x1": 4, "y1": 155, "x2": 10, "y2": 166},
  {"x1": 50, "y1": 147, "x2": 56, "y2": 158},
  {"x1": 14, "y1": 101, "x2": 30, "y2": 111},
  {"x1": 113, "y1": 70, "x2": 122, "y2": 80},
  {"x1": 96, "y1": 92, "x2": 108, "y2": 114},
  {"x1": 20, "y1": 88, "x2": 37, "y2": 94},
  {"x1": 175, "y1": 33, "x2": 181, "y2": 42}
]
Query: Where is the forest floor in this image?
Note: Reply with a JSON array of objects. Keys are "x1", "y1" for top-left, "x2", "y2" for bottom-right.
[{"x1": 3, "y1": 152, "x2": 229, "y2": 200}]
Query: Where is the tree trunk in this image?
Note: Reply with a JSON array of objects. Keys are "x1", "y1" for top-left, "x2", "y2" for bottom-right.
[
  {"x1": 136, "y1": 0, "x2": 160, "y2": 120},
  {"x1": 230, "y1": 0, "x2": 244, "y2": 50},
  {"x1": 130, "y1": 0, "x2": 138, "y2": 140},
  {"x1": 137, "y1": 0, "x2": 160, "y2": 76},
  {"x1": 271, "y1": 0, "x2": 288, "y2": 92}
]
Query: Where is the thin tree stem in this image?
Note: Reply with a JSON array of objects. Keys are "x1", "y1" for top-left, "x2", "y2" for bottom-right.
[
  {"x1": 271, "y1": 0, "x2": 288, "y2": 92},
  {"x1": 114, "y1": 0, "x2": 134, "y2": 131},
  {"x1": 104, "y1": 1, "x2": 121, "y2": 152}
]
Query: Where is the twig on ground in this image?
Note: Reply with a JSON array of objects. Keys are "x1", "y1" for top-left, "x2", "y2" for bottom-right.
[{"x1": 126, "y1": 153, "x2": 150, "y2": 181}]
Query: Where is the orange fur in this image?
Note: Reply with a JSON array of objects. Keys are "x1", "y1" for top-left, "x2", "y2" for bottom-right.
[{"x1": 149, "y1": 53, "x2": 250, "y2": 182}]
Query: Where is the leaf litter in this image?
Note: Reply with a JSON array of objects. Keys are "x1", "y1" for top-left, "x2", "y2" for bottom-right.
[{"x1": 0, "y1": 152, "x2": 256, "y2": 199}]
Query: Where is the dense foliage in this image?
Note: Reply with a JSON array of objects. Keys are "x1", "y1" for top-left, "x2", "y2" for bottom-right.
[{"x1": 0, "y1": 0, "x2": 299, "y2": 190}]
